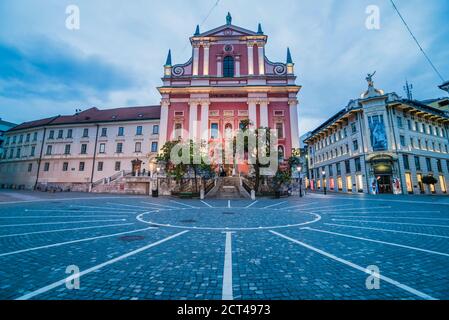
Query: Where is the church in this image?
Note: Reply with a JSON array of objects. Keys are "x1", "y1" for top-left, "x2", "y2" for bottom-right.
[{"x1": 158, "y1": 13, "x2": 301, "y2": 175}]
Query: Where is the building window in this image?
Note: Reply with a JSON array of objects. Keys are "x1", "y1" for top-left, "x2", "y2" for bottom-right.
[
  {"x1": 354, "y1": 157, "x2": 361, "y2": 172},
  {"x1": 101, "y1": 128, "x2": 107, "y2": 137},
  {"x1": 16, "y1": 148, "x2": 21, "y2": 158},
  {"x1": 135, "y1": 142, "x2": 142, "y2": 153},
  {"x1": 25, "y1": 134, "x2": 30, "y2": 143},
  {"x1": 437, "y1": 159, "x2": 443, "y2": 173},
  {"x1": 62, "y1": 162, "x2": 69, "y2": 172},
  {"x1": 403, "y1": 155, "x2": 410, "y2": 170},
  {"x1": 410, "y1": 137, "x2": 414, "y2": 148},
  {"x1": 174, "y1": 123, "x2": 182, "y2": 139},
  {"x1": 336, "y1": 163, "x2": 341, "y2": 176},
  {"x1": 64, "y1": 144, "x2": 71, "y2": 155},
  {"x1": 353, "y1": 139, "x2": 359, "y2": 151},
  {"x1": 81, "y1": 144, "x2": 87, "y2": 154},
  {"x1": 118, "y1": 127, "x2": 124, "y2": 136},
  {"x1": 27, "y1": 163, "x2": 33, "y2": 172},
  {"x1": 415, "y1": 156, "x2": 421, "y2": 171},
  {"x1": 151, "y1": 142, "x2": 158, "y2": 153},
  {"x1": 99, "y1": 143, "x2": 106, "y2": 154},
  {"x1": 276, "y1": 123, "x2": 284, "y2": 139},
  {"x1": 67, "y1": 129, "x2": 73, "y2": 139},
  {"x1": 30, "y1": 146, "x2": 35, "y2": 157},
  {"x1": 400, "y1": 135, "x2": 406, "y2": 147},
  {"x1": 211, "y1": 123, "x2": 219, "y2": 139},
  {"x1": 115, "y1": 161, "x2": 121, "y2": 171},
  {"x1": 153, "y1": 125, "x2": 159, "y2": 135},
  {"x1": 116, "y1": 143, "x2": 123, "y2": 153},
  {"x1": 397, "y1": 116, "x2": 403, "y2": 128},
  {"x1": 407, "y1": 120, "x2": 412, "y2": 130},
  {"x1": 223, "y1": 56, "x2": 234, "y2": 77},
  {"x1": 33, "y1": 132, "x2": 38, "y2": 141},
  {"x1": 44, "y1": 162, "x2": 50, "y2": 172},
  {"x1": 97, "y1": 162, "x2": 104, "y2": 171},
  {"x1": 351, "y1": 123, "x2": 357, "y2": 134},
  {"x1": 345, "y1": 160, "x2": 351, "y2": 173},
  {"x1": 48, "y1": 130, "x2": 55, "y2": 139},
  {"x1": 79, "y1": 162, "x2": 85, "y2": 171},
  {"x1": 57, "y1": 130, "x2": 63, "y2": 139},
  {"x1": 82, "y1": 128, "x2": 89, "y2": 138},
  {"x1": 136, "y1": 126, "x2": 143, "y2": 136},
  {"x1": 426, "y1": 158, "x2": 432, "y2": 172},
  {"x1": 46, "y1": 145, "x2": 52, "y2": 155}
]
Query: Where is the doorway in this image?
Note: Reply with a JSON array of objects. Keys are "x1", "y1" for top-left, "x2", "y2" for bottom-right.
[
  {"x1": 131, "y1": 159, "x2": 142, "y2": 176},
  {"x1": 377, "y1": 175, "x2": 392, "y2": 194}
]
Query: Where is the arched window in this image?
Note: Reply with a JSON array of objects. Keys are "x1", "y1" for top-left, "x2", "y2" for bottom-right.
[
  {"x1": 278, "y1": 146, "x2": 285, "y2": 160},
  {"x1": 223, "y1": 56, "x2": 234, "y2": 78}
]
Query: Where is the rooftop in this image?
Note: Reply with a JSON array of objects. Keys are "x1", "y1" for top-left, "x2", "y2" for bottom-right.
[{"x1": 8, "y1": 105, "x2": 161, "y2": 132}]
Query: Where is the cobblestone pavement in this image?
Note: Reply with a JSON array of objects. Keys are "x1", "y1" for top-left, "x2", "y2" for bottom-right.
[{"x1": 0, "y1": 191, "x2": 448, "y2": 300}]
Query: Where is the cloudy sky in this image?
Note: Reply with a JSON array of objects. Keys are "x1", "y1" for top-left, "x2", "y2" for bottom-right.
[{"x1": 0, "y1": 0, "x2": 448, "y2": 135}]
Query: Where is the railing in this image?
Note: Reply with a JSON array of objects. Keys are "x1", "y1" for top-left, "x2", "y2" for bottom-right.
[{"x1": 205, "y1": 178, "x2": 216, "y2": 195}]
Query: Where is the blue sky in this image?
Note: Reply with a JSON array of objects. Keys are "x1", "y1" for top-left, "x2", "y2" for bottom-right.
[{"x1": 0, "y1": 0, "x2": 448, "y2": 135}]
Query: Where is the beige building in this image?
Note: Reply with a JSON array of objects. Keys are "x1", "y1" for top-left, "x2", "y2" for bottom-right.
[
  {"x1": 305, "y1": 78, "x2": 449, "y2": 195},
  {"x1": 0, "y1": 106, "x2": 160, "y2": 191}
]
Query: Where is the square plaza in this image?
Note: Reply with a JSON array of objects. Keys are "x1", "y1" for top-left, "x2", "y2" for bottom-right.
[{"x1": 0, "y1": 191, "x2": 448, "y2": 300}]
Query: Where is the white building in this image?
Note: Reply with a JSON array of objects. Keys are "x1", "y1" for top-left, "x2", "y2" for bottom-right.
[
  {"x1": 305, "y1": 77, "x2": 449, "y2": 195},
  {"x1": 0, "y1": 106, "x2": 160, "y2": 191},
  {"x1": 0, "y1": 118, "x2": 17, "y2": 158}
]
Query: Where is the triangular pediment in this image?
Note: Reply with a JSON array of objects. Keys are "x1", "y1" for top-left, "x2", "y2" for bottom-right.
[{"x1": 197, "y1": 24, "x2": 260, "y2": 38}]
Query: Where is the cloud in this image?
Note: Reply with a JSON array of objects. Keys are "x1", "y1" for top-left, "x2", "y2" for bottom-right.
[{"x1": 0, "y1": 37, "x2": 140, "y2": 101}]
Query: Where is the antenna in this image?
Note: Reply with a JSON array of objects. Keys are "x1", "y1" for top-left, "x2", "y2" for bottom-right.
[{"x1": 403, "y1": 80, "x2": 413, "y2": 100}]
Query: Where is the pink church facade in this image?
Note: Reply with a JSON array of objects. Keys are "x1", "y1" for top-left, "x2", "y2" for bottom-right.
[{"x1": 158, "y1": 14, "x2": 301, "y2": 174}]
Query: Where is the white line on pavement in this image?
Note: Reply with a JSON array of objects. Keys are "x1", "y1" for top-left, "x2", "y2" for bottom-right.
[
  {"x1": 269, "y1": 230, "x2": 437, "y2": 300},
  {"x1": 0, "y1": 215, "x2": 128, "y2": 219},
  {"x1": 0, "y1": 219, "x2": 126, "y2": 228},
  {"x1": 261, "y1": 201, "x2": 287, "y2": 209},
  {"x1": 318, "y1": 207, "x2": 391, "y2": 212},
  {"x1": 303, "y1": 227, "x2": 449, "y2": 258},
  {"x1": 0, "y1": 196, "x2": 145, "y2": 205},
  {"x1": 23, "y1": 210, "x2": 134, "y2": 214},
  {"x1": 245, "y1": 201, "x2": 258, "y2": 208},
  {"x1": 332, "y1": 219, "x2": 449, "y2": 229},
  {"x1": 330, "y1": 215, "x2": 448, "y2": 220},
  {"x1": 0, "y1": 223, "x2": 134, "y2": 238},
  {"x1": 170, "y1": 200, "x2": 198, "y2": 208},
  {"x1": 0, "y1": 226, "x2": 157, "y2": 258},
  {"x1": 16, "y1": 230, "x2": 189, "y2": 300},
  {"x1": 140, "y1": 202, "x2": 181, "y2": 209},
  {"x1": 200, "y1": 200, "x2": 214, "y2": 208},
  {"x1": 106, "y1": 202, "x2": 155, "y2": 210},
  {"x1": 69, "y1": 205, "x2": 137, "y2": 211},
  {"x1": 323, "y1": 223, "x2": 449, "y2": 239},
  {"x1": 222, "y1": 232, "x2": 234, "y2": 300},
  {"x1": 279, "y1": 201, "x2": 321, "y2": 210}
]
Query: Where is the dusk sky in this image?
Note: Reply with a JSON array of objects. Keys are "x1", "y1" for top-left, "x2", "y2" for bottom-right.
[{"x1": 1, "y1": 0, "x2": 448, "y2": 136}]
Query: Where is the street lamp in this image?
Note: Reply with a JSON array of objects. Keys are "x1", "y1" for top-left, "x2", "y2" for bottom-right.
[
  {"x1": 297, "y1": 165, "x2": 303, "y2": 198},
  {"x1": 153, "y1": 166, "x2": 161, "y2": 197},
  {"x1": 322, "y1": 170, "x2": 327, "y2": 195}
]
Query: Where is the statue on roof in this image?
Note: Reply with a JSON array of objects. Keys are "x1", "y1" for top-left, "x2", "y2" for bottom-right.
[
  {"x1": 226, "y1": 12, "x2": 232, "y2": 25},
  {"x1": 366, "y1": 71, "x2": 376, "y2": 87}
]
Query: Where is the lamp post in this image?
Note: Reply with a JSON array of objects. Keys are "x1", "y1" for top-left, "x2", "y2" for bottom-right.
[
  {"x1": 297, "y1": 165, "x2": 303, "y2": 198},
  {"x1": 322, "y1": 169, "x2": 327, "y2": 195}
]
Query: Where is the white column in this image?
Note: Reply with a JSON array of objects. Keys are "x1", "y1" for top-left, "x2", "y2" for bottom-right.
[
  {"x1": 260, "y1": 100, "x2": 268, "y2": 127},
  {"x1": 217, "y1": 56, "x2": 223, "y2": 77},
  {"x1": 189, "y1": 101, "x2": 198, "y2": 141},
  {"x1": 248, "y1": 99, "x2": 257, "y2": 128},
  {"x1": 235, "y1": 56, "x2": 241, "y2": 77},
  {"x1": 158, "y1": 100, "x2": 169, "y2": 152},
  {"x1": 257, "y1": 44, "x2": 265, "y2": 75},
  {"x1": 289, "y1": 99, "x2": 300, "y2": 149},
  {"x1": 200, "y1": 101, "x2": 210, "y2": 141},
  {"x1": 203, "y1": 43, "x2": 210, "y2": 76},
  {"x1": 247, "y1": 43, "x2": 254, "y2": 76},
  {"x1": 192, "y1": 44, "x2": 200, "y2": 76}
]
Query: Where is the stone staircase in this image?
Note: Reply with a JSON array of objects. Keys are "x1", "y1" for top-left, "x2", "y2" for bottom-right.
[{"x1": 206, "y1": 177, "x2": 249, "y2": 199}]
